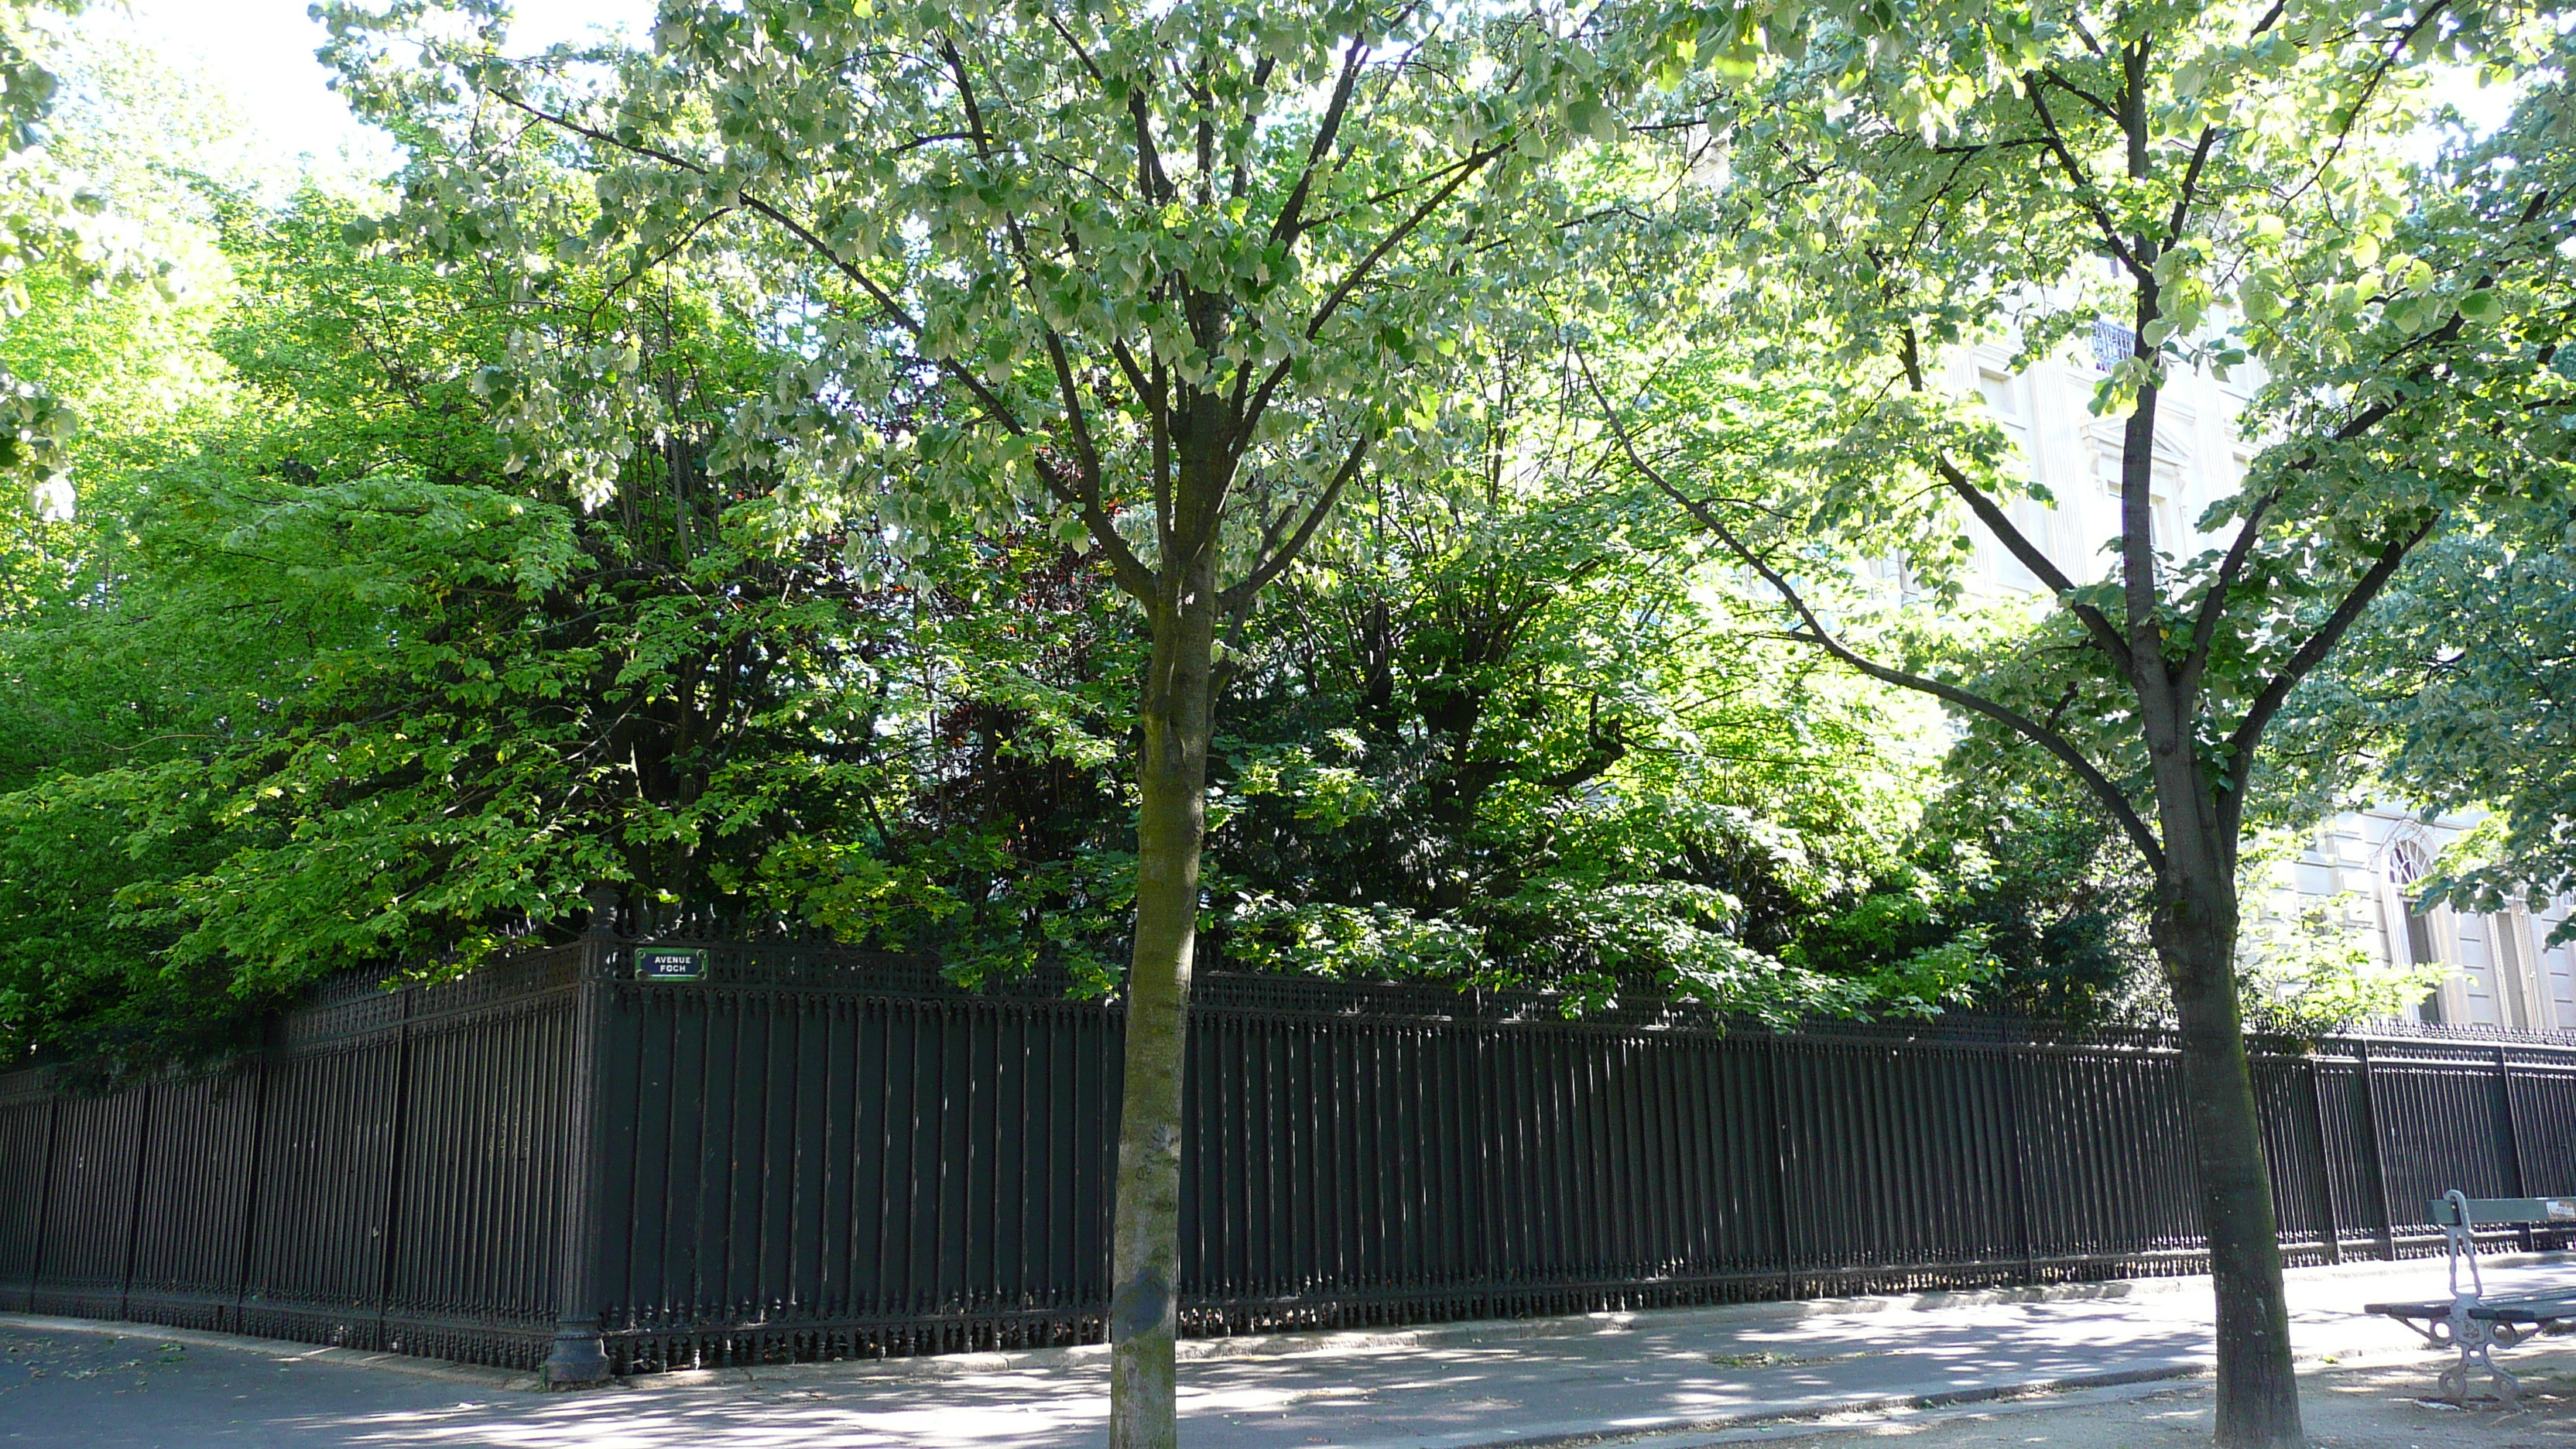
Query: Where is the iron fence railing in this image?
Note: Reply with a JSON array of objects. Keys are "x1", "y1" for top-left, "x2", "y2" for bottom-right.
[{"x1": 5, "y1": 927, "x2": 2574, "y2": 1375}]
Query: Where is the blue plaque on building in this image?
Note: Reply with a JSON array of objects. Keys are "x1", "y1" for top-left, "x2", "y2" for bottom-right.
[{"x1": 635, "y1": 947, "x2": 707, "y2": 981}]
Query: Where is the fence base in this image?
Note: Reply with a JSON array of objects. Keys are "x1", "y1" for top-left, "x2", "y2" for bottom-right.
[{"x1": 544, "y1": 1323, "x2": 611, "y2": 1386}]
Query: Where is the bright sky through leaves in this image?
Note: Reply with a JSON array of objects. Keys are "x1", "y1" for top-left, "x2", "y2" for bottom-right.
[
  {"x1": 90, "y1": 0, "x2": 655, "y2": 178},
  {"x1": 75, "y1": 2, "x2": 2519, "y2": 189}
]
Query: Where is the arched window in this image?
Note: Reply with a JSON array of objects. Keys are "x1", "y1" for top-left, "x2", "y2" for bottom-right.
[
  {"x1": 2387, "y1": 839, "x2": 2443, "y2": 1023},
  {"x1": 2388, "y1": 838, "x2": 2430, "y2": 888}
]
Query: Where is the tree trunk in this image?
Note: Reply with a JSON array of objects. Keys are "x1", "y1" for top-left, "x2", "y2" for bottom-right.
[
  {"x1": 1108, "y1": 583, "x2": 1218, "y2": 1449},
  {"x1": 2156, "y1": 868, "x2": 2304, "y2": 1449}
]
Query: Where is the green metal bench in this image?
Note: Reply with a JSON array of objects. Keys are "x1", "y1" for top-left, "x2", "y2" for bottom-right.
[{"x1": 2364, "y1": 1190, "x2": 2576, "y2": 1404}]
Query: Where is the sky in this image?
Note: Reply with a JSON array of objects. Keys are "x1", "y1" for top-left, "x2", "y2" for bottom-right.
[
  {"x1": 83, "y1": 2, "x2": 2527, "y2": 183},
  {"x1": 96, "y1": 0, "x2": 658, "y2": 176}
]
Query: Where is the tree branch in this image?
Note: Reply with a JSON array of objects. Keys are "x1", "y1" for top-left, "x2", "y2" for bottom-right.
[
  {"x1": 937, "y1": 36, "x2": 1147, "y2": 594},
  {"x1": 486, "y1": 90, "x2": 1034, "y2": 438},
  {"x1": 2164, "y1": 125, "x2": 2221, "y2": 245},
  {"x1": 1042, "y1": 13, "x2": 1105, "y2": 85},
  {"x1": 1221, "y1": 435, "x2": 1370, "y2": 608},
  {"x1": 1936, "y1": 455, "x2": 2141, "y2": 673},
  {"x1": 2175, "y1": 487, "x2": 2276, "y2": 701},
  {"x1": 1303, "y1": 141, "x2": 1509, "y2": 345},
  {"x1": 1892, "y1": 327, "x2": 2136, "y2": 676},
  {"x1": 2034, "y1": 67, "x2": 2123, "y2": 125},
  {"x1": 2021, "y1": 77, "x2": 2147, "y2": 282},
  {"x1": 1583, "y1": 358, "x2": 2167, "y2": 869},
  {"x1": 1268, "y1": 30, "x2": 1371, "y2": 247},
  {"x1": 1239, "y1": 137, "x2": 1509, "y2": 438},
  {"x1": 2283, "y1": 0, "x2": 2448, "y2": 204},
  {"x1": 2220, "y1": 512, "x2": 2441, "y2": 819}
]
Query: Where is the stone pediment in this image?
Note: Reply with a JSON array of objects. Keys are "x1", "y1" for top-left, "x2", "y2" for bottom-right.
[{"x1": 2084, "y1": 413, "x2": 2191, "y2": 482}]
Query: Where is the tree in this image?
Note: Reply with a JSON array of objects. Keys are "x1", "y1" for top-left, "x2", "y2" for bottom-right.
[
  {"x1": 318, "y1": 2, "x2": 1619, "y2": 1439},
  {"x1": 1817, "y1": 764, "x2": 2156, "y2": 1025},
  {"x1": 1208, "y1": 342, "x2": 1991, "y2": 1019},
  {"x1": 0, "y1": 172, "x2": 1176, "y2": 1060},
  {"x1": 0, "y1": 172, "x2": 1996, "y2": 1063},
  {"x1": 1597, "y1": 3, "x2": 2576, "y2": 1442},
  {"x1": 0, "y1": 43, "x2": 1982, "y2": 1065},
  {"x1": 0, "y1": 188, "x2": 826, "y2": 1052}
]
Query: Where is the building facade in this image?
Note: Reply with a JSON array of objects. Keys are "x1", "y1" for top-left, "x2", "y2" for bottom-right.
[{"x1": 1954, "y1": 331, "x2": 2576, "y2": 1030}]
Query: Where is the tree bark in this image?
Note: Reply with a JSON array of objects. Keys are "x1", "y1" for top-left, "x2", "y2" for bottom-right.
[
  {"x1": 2121, "y1": 269, "x2": 2301, "y2": 1440},
  {"x1": 1108, "y1": 580, "x2": 1218, "y2": 1449},
  {"x1": 2155, "y1": 865, "x2": 2304, "y2": 1449}
]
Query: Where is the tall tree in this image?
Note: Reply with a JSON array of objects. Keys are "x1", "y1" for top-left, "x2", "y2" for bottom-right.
[
  {"x1": 1604, "y1": 3, "x2": 2576, "y2": 1443},
  {"x1": 320, "y1": 2, "x2": 1615, "y2": 1439}
]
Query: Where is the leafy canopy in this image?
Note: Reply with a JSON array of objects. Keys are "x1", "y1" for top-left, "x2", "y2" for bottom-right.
[{"x1": 320, "y1": 0, "x2": 1631, "y2": 619}]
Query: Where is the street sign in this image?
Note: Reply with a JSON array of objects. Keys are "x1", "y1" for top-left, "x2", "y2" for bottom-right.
[{"x1": 635, "y1": 947, "x2": 708, "y2": 982}]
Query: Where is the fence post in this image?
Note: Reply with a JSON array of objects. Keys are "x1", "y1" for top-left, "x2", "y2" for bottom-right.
[
  {"x1": 375, "y1": 990, "x2": 416, "y2": 1349},
  {"x1": 2355, "y1": 1042, "x2": 2396, "y2": 1259},
  {"x1": 116, "y1": 1081, "x2": 155, "y2": 1320},
  {"x1": 2303, "y1": 1057, "x2": 2340, "y2": 1266},
  {"x1": 543, "y1": 886, "x2": 618, "y2": 1387},
  {"x1": 24, "y1": 1094, "x2": 58, "y2": 1312},
  {"x1": 2496, "y1": 1046, "x2": 2531, "y2": 1252},
  {"x1": 231, "y1": 1061, "x2": 270, "y2": 1334},
  {"x1": 1762, "y1": 1034, "x2": 1795, "y2": 1299},
  {"x1": 2000, "y1": 1044, "x2": 2036, "y2": 1283}
]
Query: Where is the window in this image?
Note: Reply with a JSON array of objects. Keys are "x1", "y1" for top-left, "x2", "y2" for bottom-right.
[
  {"x1": 2386, "y1": 839, "x2": 2429, "y2": 889},
  {"x1": 1977, "y1": 370, "x2": 2022, "y2": 421},
  {"x1": 2091, "y1": 320, "x2": 2136, "y2": 372},
  {"x1": 2388, "y1": 840, "x2": 2444, "y2": 1023},
  {"x1": 2547, "y1": 941, "x2": 2576, "y2": 1029},
  {"x1": 2454, "y1": 912, "x2": 2503, "y2": 1026},
  {"x1": 2152, "y1": 488, "x2": 2186, "y2": 553},
  {"x1": 2406, "y1": 913, "x2": 2439, "y2": 974}
]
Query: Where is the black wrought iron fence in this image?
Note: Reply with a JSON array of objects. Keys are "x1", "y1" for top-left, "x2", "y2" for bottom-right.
[{"x1": 5, "y1": 923, "x2": 2574, "y2": 1376}]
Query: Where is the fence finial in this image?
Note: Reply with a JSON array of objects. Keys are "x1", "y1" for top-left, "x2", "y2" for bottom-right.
[{"x1": 583, "y1": 883, "x2": 620, "y2": 938}]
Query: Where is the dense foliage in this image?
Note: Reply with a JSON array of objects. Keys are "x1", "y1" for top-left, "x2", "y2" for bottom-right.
[
  {"x1": 2293, "y1": 528, "x2": 2576, "y2": 937},
  {"x1": 1594, "y1": 5, "x2": 2576, "y2": 1438},
  {"x1": 15, "y1": 6, "x2": 2554, "y2": 1439},
  {"x1": 0, "y1": 33, "x2": 2170, "y2": 1066},
  {"x1": 19, "y1": 3, "x2": 2502, "y2": 1070}
]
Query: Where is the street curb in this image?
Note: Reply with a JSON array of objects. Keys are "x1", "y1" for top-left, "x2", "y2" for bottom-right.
[{"x1": 0, "y1": 1313, "x2": 542, "y2": 1391}]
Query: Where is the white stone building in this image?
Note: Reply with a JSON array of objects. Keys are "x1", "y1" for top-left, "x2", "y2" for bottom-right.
[{"x1": 1954, "y1": 329, "x2": 2576, "y2": 1031}]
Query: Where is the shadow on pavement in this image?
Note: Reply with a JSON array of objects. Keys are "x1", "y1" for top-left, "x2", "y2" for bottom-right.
[{"x1": 13, "y1": 1259, "x2": 2576, "y2": 1448}]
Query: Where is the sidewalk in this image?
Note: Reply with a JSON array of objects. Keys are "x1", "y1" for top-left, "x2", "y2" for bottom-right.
[
  {"x1": 5, "y1": 1255, "x2": 2568, "y2": 1449},
  {"x1": 1704, "y1": 1358, "x2": 2576, "y2": 1448}
]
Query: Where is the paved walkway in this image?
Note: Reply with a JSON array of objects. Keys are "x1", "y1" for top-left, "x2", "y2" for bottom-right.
[
  {"x1": 5, "y1": 1258, "x2": 2571, "y2": 1449},
  {"x1": 1710, "y1": 1360, "x2": 2576, "y2": 1448}
]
